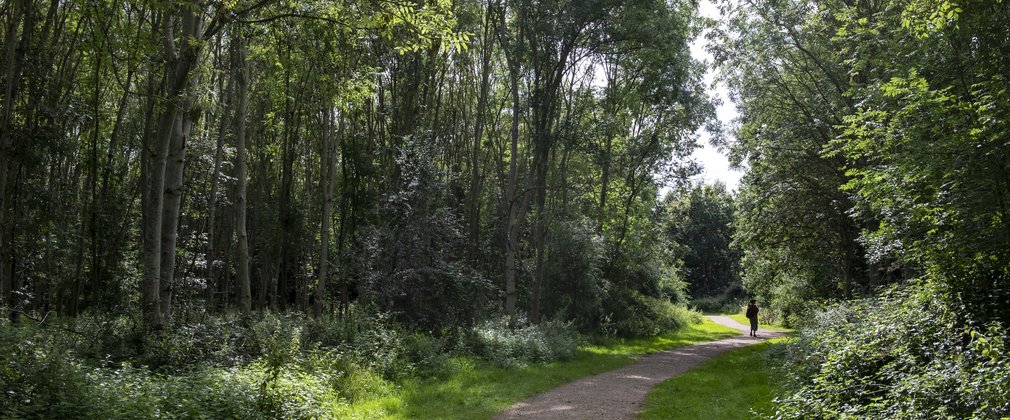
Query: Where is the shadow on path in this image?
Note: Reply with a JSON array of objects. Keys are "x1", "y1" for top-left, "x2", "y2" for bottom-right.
[{"x1": 495, "y1": 316, "x2": 787, "y2": 420}]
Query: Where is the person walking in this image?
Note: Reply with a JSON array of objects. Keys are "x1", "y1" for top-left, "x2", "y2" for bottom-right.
[{"x1": 745, "y1": 300, "x2": 759, "y2": 337}]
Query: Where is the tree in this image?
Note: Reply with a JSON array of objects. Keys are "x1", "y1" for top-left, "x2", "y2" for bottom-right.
[
  {"x1": 233, "y1": 35, "x2": 252, "y2": 314},
  {"x1": 0, "y1": 0, "x2": 711, "y2": 337},
  {"x1": 664, "y1": 183, "x2": 741, "y2": 300},
  {"x1": 829, "y1": 0, "x2": 1010, "y2": 324},
  {"x1": 714, "y1": 0, "x2": 876, "y2": 319}
]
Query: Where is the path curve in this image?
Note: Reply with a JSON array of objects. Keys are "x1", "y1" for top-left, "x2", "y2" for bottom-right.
[{"x1": 495, "y1": 316, "x2": 786, "y2": 420}]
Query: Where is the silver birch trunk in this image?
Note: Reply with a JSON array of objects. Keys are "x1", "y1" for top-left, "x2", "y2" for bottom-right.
[
  {"x1": 144, "y1": 6, "x2": 203, "y2": 329},
  {"x1": 315, "y1": 108, "x2": 336, "y2": 318},
  {"x1": 159, "y1": 104, "x2": 193, "y2": 321}
]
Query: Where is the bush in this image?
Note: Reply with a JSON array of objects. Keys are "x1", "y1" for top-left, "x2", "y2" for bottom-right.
[
  {"x1": 776, "y1": 280, "x2": 1010, "y2": 418},
  {"x1": 84, "y1": 364, "x2": 264, "y2": 419},
  {"x1": 0, "y1": 321, "x2": 97, "y2": 419},
  {"x1": 0, "y1": 325, "x2": 380, "y2": 419},
  {"x1": 469, "y1": 316, "x2": 582, "y2": 367},
  {"x1": 0, "y1": 306, "x2": 441, "y2": 419},
  {"x1": 72, "y1": 311, "x2": 146, "y2": 363},
  {"x1": 304, "y1": 304, "x2": 450, "y2": 380},
  {"x1": 401, "y1": 332, "x2": 452, "y2": 378},
  {"x1": 541, "y1": 218, "x2": 607, "y2": 332},
  {"x1": 302, "y1": 351, "x2": 393, "y2": 403},
  {"x1": 357, "y1": 139, "x2": 499, "y2": 331},
  {"x1": 140, "y1": 312, "x2": 251, "y2": 370},
  {"x1": 603, "y1": 289, "x2": 700, "y2": 338}
]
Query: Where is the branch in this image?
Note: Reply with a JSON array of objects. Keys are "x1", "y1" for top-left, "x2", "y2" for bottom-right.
[
  {"x1": 204, "y1": 0, "x2": 280, "y2": 38},
  {"x1": 237, "y1": 12, "x2": 369, "y2": 31},
  {"x1": 9, "y1": 310, "x2": 94, "y2": 341}
]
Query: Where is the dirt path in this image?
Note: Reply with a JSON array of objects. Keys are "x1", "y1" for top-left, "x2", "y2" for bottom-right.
[{"x1": 495, "y1": 316, "x2": 786, "y2": 420}]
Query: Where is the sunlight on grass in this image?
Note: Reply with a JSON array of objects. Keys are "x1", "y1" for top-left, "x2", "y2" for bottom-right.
[
  {"x1": 339, "y1": 319, "x2": 740, "y2": 419},
  {"x1": 639, "y1": 338, "x2": 790, "y2": 420}
]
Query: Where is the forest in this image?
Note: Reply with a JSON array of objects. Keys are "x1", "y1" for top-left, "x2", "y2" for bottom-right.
[{"x1": 1, "y1": 0, "x2": 1008, "y2": 418}]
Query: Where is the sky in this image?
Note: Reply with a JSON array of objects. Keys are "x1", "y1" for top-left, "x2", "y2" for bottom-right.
[{"x1": 687, "y1": 0, "x2": 743, "y2": 192}]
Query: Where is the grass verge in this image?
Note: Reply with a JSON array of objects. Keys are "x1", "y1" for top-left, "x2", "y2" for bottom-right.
[
  {"x1": 638, "y1": 338, "x2": 789, "y2": 420},
  {"x1": 340, "y1": 318, "x2": 741, "y2": 419}
]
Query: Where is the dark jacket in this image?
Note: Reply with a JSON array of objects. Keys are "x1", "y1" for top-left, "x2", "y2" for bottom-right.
[{"x1": 746, "y1": 304, "x2": 759, "y2": 319}]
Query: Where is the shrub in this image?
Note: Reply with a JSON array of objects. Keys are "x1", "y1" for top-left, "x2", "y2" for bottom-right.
[
  {"x1": 0, "y1": 308, "x2": 425, "y2": 419},
  {"x1": 603, "y1": 289, "x2": 700, "y2": 337},
  {"x1": 776, "y1": 280, "x2": 1010, "y2": 418},
  {"x1": 251, "y1": 362, "x2": 344, "y2": 419},
  {"x1": 140, "y1": 312, "x2": 250, "y2": 370},
  {"x1": 303, "y1": 351, "x2": 393, "y2": 403},
  {"x1": 357, "y1": 140, "x2": 499, "y2": 331},
  {"x1": 469, "y1": 316, "x2": 582, "y2": 367},
  {"x1": 72, "y1": 311, "x2": 146, "y2": 363},
  {"x1": 541, "y1": 218, "x2": 607, "y2": 332},
  {"x1": 339, "y1": 311, "x2": 412, "y2": 379},
  {"x1": 402, "y1": 332, "x2": 451, "y2": 378},
  {"x1": 0, "y1": 323, "x2": 97, "y2": 419},
  {"x1": 0, "y1": 314, "x2": 160, "y2": 419}
]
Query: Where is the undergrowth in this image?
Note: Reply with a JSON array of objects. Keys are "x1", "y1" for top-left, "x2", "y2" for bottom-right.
[
  {"x1": 776, "y1": 280, "x2": 1010, "y2": 418},
  {"x1": 0, "y1": 301, "x2": 705, "y2": 419}
]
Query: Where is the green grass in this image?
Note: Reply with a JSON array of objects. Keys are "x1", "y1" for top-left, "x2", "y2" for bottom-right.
[
  {"x1": 638, "y1": 338, "x2": 789, "y2": 420},
  {"x1": 726, "y1": 312, "x2": 794, "y2": 333},
  {"x1": 339, "y1": 318, "x2": 741, "y2": 419}
]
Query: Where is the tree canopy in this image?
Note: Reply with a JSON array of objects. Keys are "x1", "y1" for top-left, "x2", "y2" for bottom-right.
[
  {"x1": 3, "y1": 0, "x2": 1010, "y2": 417},
  {"x1": 717, "y1": 0, "x2": 1010, "y2": 414},
  {"x1": 0, "y1": 0, "x2": 712, "y2": 334}
]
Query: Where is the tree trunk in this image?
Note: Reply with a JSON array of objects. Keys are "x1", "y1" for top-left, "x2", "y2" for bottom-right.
[
  {"x1": 299, "y1": 144, "x2": 313, "y2": 313},
  {"x1": 159, "y1": 101, "x2": 193, "y2": 322},
  {"x1": 138, "y1": 47, "x2": 161, "y2": 329},
  {"x1": 468, "y1": 6, "x2": 494, "y2": 263},
  {"x1": 336, "y1": 109, "x2": 354, "y2": 315},
  {"x1": 315, "y1": 108, "x2": 337, "y2": 318},
  {"x1": 142, "y1": 88, "x2": 175, "y2": 331},
  {"x1": 143, "y1": 7, "x2": 204, "y2": 330},
  {"x1": 95, "y1": 63, "x2": 136, "y2": 309},
  {"x1": 597, "y1": 60, "x2": 619, "y2": 233},
  {"x1": 5, "y1": 167, "x2": 22, "y2": 322},
  {"x1": 501, "y1": 21, "x2": 522, "y2": 320},
  {"x1": 234, "y1": 37, "x2": 252, "y2": 314},
  {"x1": 206, "y1": 36, "x2": 232, "y2": 310},
  {"x1": 278, "y1": 62, "x2": 295, "y2": 310},
  {"x1": 0, "y1": 0, "x2": 31, "y2": 311},
  {"x1": 88, "y1": 38, "x2": 102, "y2": 310},
  {"x1": 531, "y1": 154, "x2": 547, "y2": 323},
  {"x1": 598, "y1": 133, "x2": 612, "y2": 232}
]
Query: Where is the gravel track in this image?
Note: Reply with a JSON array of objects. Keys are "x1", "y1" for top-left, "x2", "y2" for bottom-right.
[{"x1": 494, "y1": 316, "x2": 786, "y2": 420}]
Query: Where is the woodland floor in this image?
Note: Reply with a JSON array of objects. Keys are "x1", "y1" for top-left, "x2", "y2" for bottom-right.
[{"x1": 495, "y1": 316, "x2": 787, "y2": 420}]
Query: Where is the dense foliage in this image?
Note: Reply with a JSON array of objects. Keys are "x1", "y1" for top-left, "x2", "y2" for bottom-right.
[
  {"x1": 663, "y1": 183, "x2": 743, "y2": 312},
  {"x1": 716, "y1": 0, "x2": 876, "y2": 323},
  {"x1": 0, "y1": 0, "x2": 709, "y2": 331},
  {"x1": 0, "y1": 0, "x2": 717, "y2": 416},
  {"x1": 0, "y1": 305, "x2": 610, "y2": 418},
  {"x1": 7, "y1": 0, "x2": 1007, "y2": 416},
  {"x1": 778, "y1": 281, "x2": 1009, "y2": 418},
  {"x1": 720, "y1": 0, "x2": 1010, "y2": 325},
  {"x1": 718, "y1": 0, "x2": 1010, "y2": 416}
]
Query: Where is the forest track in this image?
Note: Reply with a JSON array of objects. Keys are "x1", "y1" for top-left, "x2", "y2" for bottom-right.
[{"x1": 494, "y1": 316, "x2": 786, "y2": 420}]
